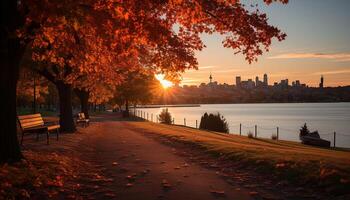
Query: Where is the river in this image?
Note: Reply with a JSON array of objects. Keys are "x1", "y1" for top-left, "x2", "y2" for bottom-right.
[{"x1": 135, "y1": 103, "x2": 350, "y2": 148}]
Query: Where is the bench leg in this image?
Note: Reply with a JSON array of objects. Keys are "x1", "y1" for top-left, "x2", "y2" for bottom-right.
[
  {"x1": 47, "y1": 131, "x2": 49, "y2": 145},
  {"x1": 21, "y1": 131, "x2": 24, "y2": 145},
  {"x1": 56, "y1": 128, "x2": 59, "y2": 141}
]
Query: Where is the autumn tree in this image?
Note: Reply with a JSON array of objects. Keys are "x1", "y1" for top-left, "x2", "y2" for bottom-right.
[
  {"x1": 112, "y1": 70, "x2": 159, "y2": 116},
  {"x1": 16, "y1": 67, "x2": 49, "y2": 112},
  {"x1": 1, "y1": 0, "x2": 287, "y2": 163}
]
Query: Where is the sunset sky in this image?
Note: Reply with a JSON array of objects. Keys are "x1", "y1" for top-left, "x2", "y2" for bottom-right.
[{"x1": 181, "y1": 0, "x2": 350, "y2": 87}]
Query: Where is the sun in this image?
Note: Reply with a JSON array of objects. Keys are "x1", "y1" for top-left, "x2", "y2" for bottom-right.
[{"x1": 155, "y1": 74, "x2": 174, "y2": 89}]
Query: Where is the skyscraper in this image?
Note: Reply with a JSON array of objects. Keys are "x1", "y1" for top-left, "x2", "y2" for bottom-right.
[
  {"x1": 255, "y1": 76, "x2": 259, "y2": 86},
  {"x1": 209, "y1": 73, "x2": 213, "y2": 84},
  {"x1": 263, "y1": 74, "x2": 268, "y2": 86},
  {"x1": 236, "y1": 76, "x2": 241, "y2": 87},
  {"x1": 319, "y1": 75, "x2": 324, "y2": 88}
]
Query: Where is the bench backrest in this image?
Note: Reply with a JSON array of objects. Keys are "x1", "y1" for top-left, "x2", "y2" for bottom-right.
[
  {"x1": 78, "y1": 112, "x2": 86, "y2": 120},
  {"x1": 18, "y1": 113, "x2": 44, "y2": 130}
]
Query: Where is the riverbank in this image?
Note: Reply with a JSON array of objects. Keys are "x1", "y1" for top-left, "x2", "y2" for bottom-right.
[
  {"x1": 130, "y1": 121, "x2": 350, "y2": 197},
  {"x1": 133, "y1": 104, "x2": 200, "y2": 108}
]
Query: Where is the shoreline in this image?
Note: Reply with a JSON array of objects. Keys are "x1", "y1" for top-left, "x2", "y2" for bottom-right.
[
  {"x1": 137, "y1": 102, "x2": 350, "y2": 107},
  {"x1": 133, "y1": 104, "x2": 201, "y2": 108}
]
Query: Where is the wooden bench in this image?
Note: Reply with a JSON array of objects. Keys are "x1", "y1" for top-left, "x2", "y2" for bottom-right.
[
  {"x1": 76, "y1": 112, "x2": 90, "y2": 127},
  {"x1": 18, "y1": 113, "x2": 60, "y2": 145}
]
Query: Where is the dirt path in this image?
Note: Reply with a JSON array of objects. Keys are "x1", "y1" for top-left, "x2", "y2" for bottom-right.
[{"x1": 71, "y1": 114, "x2": 257, "y2": 200}]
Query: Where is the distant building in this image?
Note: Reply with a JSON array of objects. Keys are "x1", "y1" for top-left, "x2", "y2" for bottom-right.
[
  {"x1": 280, "y1": 79, "x2": 288, "y2": 87},
  {"x1": 292, "y1": 80, "x2": 301, "y2": 87},
  {"x1": 274, "y1": 79, "x2": 289, "y2": 89},
  {"x1": 319, "y1": 75, "x2": 324, "y2": 88},
  {"x1": 241, "y1": 79, "x2": 255, "y2": 89},
  {"x1": 255, "y1": 76, "x2": 265, "y2": 87},
  {"x1": 263, "y1": 74, "x2": 268, "y2": 86},
  {"x1": 236, "y1": 76, "x2": 241, "y2": 87},
  {"x1": 209, "y1": 73, "x2": 213, "y2": 84}
]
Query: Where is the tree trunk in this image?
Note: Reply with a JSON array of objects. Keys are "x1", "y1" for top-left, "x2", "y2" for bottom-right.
[
  {"x1": 75, "y1": 89, "x2": 90, "y2": 119},
  {"x1": 123, "y1": 99, "x2": 130, "y2": 117},
  {"x1": 56, "y1": 81, "x2": 76, "y2": 132},
  {"x1": 0, "y1": 40, "x2": 23, "y2": 163},
  {"x1": 0, "y1": 0, "x2": 24, "y2": 163},
  {"x1": 125, "y1": 99, "x2": 129, "y2": 113}
]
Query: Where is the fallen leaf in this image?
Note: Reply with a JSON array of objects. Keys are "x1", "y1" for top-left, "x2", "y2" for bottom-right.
[
  {"x1": 162, "y1": 179, "x2": 172, "y2": 189},
  {"x1": 210, "y1": 190, "x2": 225, "y2": 196},
  {"x1": 249, "y1": 191, "x2": 258, "y2": 196}
]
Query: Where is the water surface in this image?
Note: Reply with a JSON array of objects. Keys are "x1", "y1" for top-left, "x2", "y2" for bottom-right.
[{"x1": 136, "y1": 103, "x2": 350, "y2": 148}]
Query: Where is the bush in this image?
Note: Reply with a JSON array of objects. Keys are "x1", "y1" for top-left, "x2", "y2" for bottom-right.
[
  {"x1": 271, "y1": 134, "x2": 278, "y2": 140},
  {"x1": 299, "y1": 123, "x2": 310, "y2": 138},
  {"x1": 199, "y1": 112, "x2": 229, "y2": 133},
  {"x1": 247, "y1": 131, "x2": 254, "y2": 138},
  {"x1": 299, "y1": 123, "x2": 320, "y2": 139},
  {"x1": 159, "y1": 108, "x2": 172, "y2": 124}
]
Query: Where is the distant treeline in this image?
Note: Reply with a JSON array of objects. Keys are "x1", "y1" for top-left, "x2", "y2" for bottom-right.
[{"x1": 152, "y1": 86, "x2": 350, "y2": 104}]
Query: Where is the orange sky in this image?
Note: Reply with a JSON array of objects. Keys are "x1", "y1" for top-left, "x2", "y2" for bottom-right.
[{"x1": 180, "y1": 1, "x2": 350, "y2": 87}]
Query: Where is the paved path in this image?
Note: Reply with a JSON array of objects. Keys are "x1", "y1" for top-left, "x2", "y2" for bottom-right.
[{"x1": 75, "y1": 116, "x2": 254, "y2": 200}]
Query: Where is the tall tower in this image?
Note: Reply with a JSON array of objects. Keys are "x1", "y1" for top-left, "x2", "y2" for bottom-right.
[
  {"x1": 255, "y1": 76, "x2": 259, "y2": 87},
  {"x1": 263, "y1": 73, "x2": 268, "y2": 86},
  {"x1": 236, "y1": 76, "x2": 241, "y2": 87},
  {"x1": 319, "y1": 75, "x2": 324, "y2": 88},
  {"x1": 209, "y1": 73, "x2": 213, "y2": 84}
]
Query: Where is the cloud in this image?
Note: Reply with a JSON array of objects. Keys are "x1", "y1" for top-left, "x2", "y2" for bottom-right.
[
  {"x1": 187, "y1": 66, "x2": 248, "y2": 74},
  {"x1": 313, "y1": 69, "x2": 350, "y2": 75},
  {"x1": 268, "y1": 53, "x2": 350, "y2": 62},
  {"x1": 198, "y1": 66, "x2": 217, "y2": 69}
]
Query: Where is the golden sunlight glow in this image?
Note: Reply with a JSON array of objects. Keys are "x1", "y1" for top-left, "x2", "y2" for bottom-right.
[{"x1": 155, "y1": 74, "x2": 174, "y2": 89}]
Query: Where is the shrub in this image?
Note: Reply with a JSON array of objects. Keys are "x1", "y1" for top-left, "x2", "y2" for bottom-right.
[
  {"x1": 247, "y1": 131, "x2": 254, "y2": 138},
  {"x1": 299, "y1": 123, "x2": 320, "y2": 139},
  {"x1": 159, "y1": 108, "x2": 172, "y2": 124},
  {"x1": 299, "y1": 123, "x2": 310, "y2": 138},
  {"x1": 199, "y1": 112, "x2": 229, "y2": 133}
]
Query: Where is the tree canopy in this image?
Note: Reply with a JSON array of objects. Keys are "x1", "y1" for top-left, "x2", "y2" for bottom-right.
[{"x1": 1, "y1": 0, "x2": 288, "y2": 163}]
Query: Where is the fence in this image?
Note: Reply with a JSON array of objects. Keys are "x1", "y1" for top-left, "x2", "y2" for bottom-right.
[{"x1": 130, "y1": 110, "x2": 350, "y2": 148}]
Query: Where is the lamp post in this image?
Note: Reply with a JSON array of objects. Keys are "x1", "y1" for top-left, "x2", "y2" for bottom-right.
[{"x1": 33, "y1": 72, "x2": 37, "y2": 114}]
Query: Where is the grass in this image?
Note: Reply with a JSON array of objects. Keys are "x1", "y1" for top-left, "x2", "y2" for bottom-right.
[
  {"x1": 17, "y1": 107, "x2": 58, "y2": 117},
  {"x1": 128, "y1": 121, "x2": 350, "y2": 195}
]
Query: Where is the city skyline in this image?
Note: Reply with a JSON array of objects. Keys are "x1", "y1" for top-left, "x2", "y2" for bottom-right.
[
  {"x1": 181, "y1": 72, "x2": 323, "y2": 89},
  {"x1": 181, "y1": 0, "x2": 350, "y2": 87}
]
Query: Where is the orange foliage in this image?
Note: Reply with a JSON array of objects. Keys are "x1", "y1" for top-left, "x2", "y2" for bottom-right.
[{"x1": 18, "y1": 0, "x2": 287, "y2": 99}]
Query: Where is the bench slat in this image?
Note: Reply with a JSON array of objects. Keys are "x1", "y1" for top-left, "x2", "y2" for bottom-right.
[
  {"x1": 47, "y1": 125, "x2": 60, "y2": 131},
  {"x1": 22, "y1": 121, "x2": 45, "y2": 129},
  {"x1": 18, "y1": 114, "x2": 45, "y2": 130},
  {"x1": 18, "y1": 114, "x2": 42, "y2": 120},
  {"x1": 20, "y1": 118, "x2": 44, "y2": 124},
  {"x1": 19, "y1": 117, "x2": 44, "y2": 123}
]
